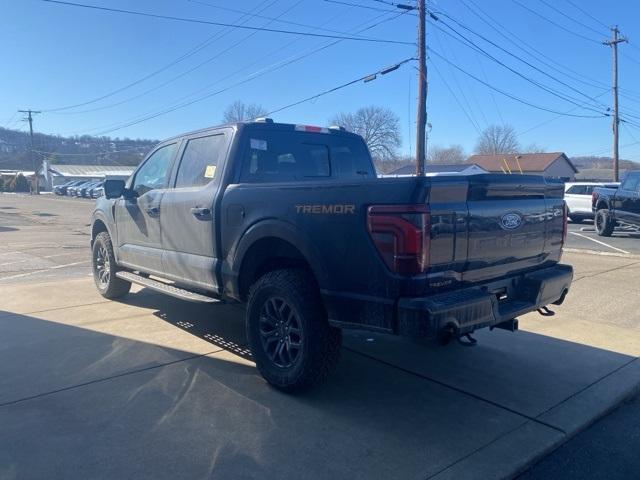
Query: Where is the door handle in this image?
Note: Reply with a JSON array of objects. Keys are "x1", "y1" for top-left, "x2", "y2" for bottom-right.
[
  {"x1": 190, "y1": 207, "x2": 212, "y2": 220},
  {"x1": 145, "y1": 206, "x2": 160, "y2": 217}
]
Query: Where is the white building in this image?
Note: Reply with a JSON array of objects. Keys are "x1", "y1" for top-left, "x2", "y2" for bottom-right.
[{"x1": 37, "y1": 161, "x2": 135, "y2": 191}]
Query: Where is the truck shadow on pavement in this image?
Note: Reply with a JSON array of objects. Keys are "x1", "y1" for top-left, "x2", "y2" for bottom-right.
[
  {"x1": 1, "y1": 288, "x2": 638, "y2": 480},
  {"x1": 119, "y1": 287, "x2": 640, "y2": 422}
]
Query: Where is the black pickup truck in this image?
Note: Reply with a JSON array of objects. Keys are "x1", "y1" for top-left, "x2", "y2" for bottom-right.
[
  {"x1": 90, "y1": 119, "x2": 572, "y2": 391},
  {"x1": 592, "y1": 171, "x2": 640, "y2": 236}
]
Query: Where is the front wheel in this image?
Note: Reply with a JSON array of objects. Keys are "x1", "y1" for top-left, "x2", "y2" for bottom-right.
[
  {"x1": 92, "y1": 231, "x2": 131, "y2": 298},
  {"x1": 595, "y1": 209, "x2": 615, "y2": 237},
  {"x1": 246, "y1": 269, "x2": 342, "y2": 392}
]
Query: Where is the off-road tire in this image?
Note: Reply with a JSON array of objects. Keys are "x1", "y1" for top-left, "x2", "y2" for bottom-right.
[
  {"x1": 92, "y1": 231, "x2": 131, "y2": 299},
  {"x1": 595, "y1": 209, "x2": 615, "y2": 237},
  {"x1": 246, "y1": 269, "x2": 342, "y2": 392}
]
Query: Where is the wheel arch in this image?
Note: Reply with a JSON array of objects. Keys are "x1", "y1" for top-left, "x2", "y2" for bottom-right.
[
  {"x1": 595, "y1": 198, "x2": 610, "y2": 211},
  {"x1": 228, "y1": 220, "x2": 328, "y2": 301}
]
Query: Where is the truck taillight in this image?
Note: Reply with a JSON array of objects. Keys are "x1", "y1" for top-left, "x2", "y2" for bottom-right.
[
  {"x1": 367, "y1": 205, "x2": 430, "y2": 275},
  {"x1": 592, "y1": 190, "x2": 599, "y2": 207}
]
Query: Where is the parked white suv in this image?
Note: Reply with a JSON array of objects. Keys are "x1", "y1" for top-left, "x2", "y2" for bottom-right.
[{"x1": 564, "y1": 182, "x2": 619, "y2": 223}]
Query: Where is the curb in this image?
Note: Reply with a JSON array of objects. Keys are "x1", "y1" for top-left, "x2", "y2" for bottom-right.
[{"x1": 428, "y1": 358, "x2": 640, "y2": 480}]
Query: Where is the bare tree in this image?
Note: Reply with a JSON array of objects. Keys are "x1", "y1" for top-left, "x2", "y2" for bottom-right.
[
  {"x1": 330, "y1": 106, "x2": 401, "y2": 161},
  {"x1": 223, "y1": 101, "x2": 268, "y2": 123},
  {"x1": 474, "y1": 125, "x2": 520, "y2": 155},
  {"x1": 428, "y1": 144, "x2": 466, "y2": 164},
  {"x1": 523, "y1": 143, "x2": 547, "y2": 153}
]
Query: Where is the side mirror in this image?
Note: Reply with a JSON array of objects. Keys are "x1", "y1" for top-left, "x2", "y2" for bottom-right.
[{"x1": 104, "y1": 179, "x2": 127, "y2": 199}]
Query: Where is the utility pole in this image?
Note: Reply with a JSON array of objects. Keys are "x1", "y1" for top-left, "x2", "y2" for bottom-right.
[
  {"x1": 18, "y1": 109, "x2": 41, "y2": 194},
  {"x1": 415, "y1": 0, "x2": 427, "y2": 176},
  {"x1": 603, "y1": 26, "x2": 627, "y2": 182}
]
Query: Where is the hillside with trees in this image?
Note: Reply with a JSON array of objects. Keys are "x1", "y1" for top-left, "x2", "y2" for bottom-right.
[{"x1": 0, "y1": 127, "x2": 157, "y2": 170}]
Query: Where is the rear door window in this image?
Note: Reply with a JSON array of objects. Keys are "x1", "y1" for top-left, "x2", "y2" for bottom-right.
[
  {"x1": 175, "y1": 134, "x2": 226, "y2": 188},
  {"x1": 621, "y1": 174, "x2": 640, "y2": 192},
  {"x1": 239, "y1": 130, "x2": 373, "y2": 183}
]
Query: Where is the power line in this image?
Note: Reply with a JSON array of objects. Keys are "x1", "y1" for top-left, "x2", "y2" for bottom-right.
[
  {"x1": 263, "y1": 57, "x2": 414, "y2": 116},
  {"x1": 435, "y1": 21, "x2": 489, "y2": 127},
  {"x1": 433, "y1": 11, "x2": 610, "y2": 111},
  {"x1": 323, "y1": 0, "x2": 401, "y2": 14},
  {"x1": 429, "y1": 14, "x2": 609, "y2": 115},
  {"x1": 51, "y1": 0, "x2": 304, "y2": 115},
  {"x1": 461, "y1": 0, "x2": 610, "y2": 92},
  {"x1": 511, "y1": 0, "x2": 602, "y2": 44},
  {"x1": 431, "y1": 27, "x2": 484, "y2": 132},
  {"x1": 536, "y1": 0, "x2": 608, "y2": 37},
  {"x1": 430, "y1": 57, "x2": 482, "y2": 135},
  {"x1": 428, "y1": 49, "x2": 607, "y2": 118},
  {"x1": 42, "y1": 0, "x2": 280, "y2": 113},
  {"x1": 563, "y1": 0, "x2": 610, "y2": 30},
  {"x1": 366, "y1": 0, "x2": 416, "y2": 10},
  {"x1": 76, "y1": 10, "x2": 410, "y2": 136},
  {"x1": 187, "y1": 0, "x2": 381, "y2": 35},
  {"x1": 517, "y1": 90, "x2": 610, "y2": 136},
  {"x1": 39, "y1": 0, "x2": 413, "y2": 45},
  {"x1": 2, "y1": 112, "x2": 18, "y2": 129}
]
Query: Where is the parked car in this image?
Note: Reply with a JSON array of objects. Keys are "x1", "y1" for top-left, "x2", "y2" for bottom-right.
[
  {"x1": 90, "y1": 119, "x2": 572, "y2": 391},
  {"x1": 69, "y1": 180, "x2": 94, "y2": 197},
  {"x1": 54, "y1": 180, "x2": 84, "y2": 196},
  {"x1": 592, "y1": 171, "x2": 640, "y2": 236},
  {"x1": 88, "y1": 181, "x2": 104, "y2": 199},
  {"x1": 80, "y1": 181, "x2": 101, "y2": 198},
  {"x1": 564, "y1": 182, "x2": 619, "y2": 223}
]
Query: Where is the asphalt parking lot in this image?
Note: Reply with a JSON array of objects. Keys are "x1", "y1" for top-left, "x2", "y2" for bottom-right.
[
  {"x1": 566, "y1": 219, "x2": 640, "y2": 256},
  {"x1": 1, "y1": 193, "x2": 640, "y2": 480}
]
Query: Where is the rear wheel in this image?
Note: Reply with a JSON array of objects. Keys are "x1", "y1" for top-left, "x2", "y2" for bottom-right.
[
  {"x1": 595, "y1": 209, "x2": 614, "y2": 237},
  {"x1": 569, "y1": 215, "x2": 583, "y2": 224},
  {"x1": 92, "y1": 231, "x2": 131, "y2": 298},
  {"x1": 246, "y1": 269, "x2": 342, "y2": 392}
]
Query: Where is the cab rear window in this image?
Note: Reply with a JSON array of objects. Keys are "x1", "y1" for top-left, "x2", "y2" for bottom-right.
[{"x1": 239, "y1": 130, "x2": 374, "y2": 183}]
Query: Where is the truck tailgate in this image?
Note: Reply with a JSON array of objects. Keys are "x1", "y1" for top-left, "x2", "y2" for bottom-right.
[{"x1": 463, "y1": 175, "x2": 564, "y2": 283}]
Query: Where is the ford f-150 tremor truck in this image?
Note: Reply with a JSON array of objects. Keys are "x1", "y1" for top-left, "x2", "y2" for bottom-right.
[
  {"x1": 592, "y1": 171, "x2": 640, "y2": 236},
  {"x1": 90, "y1": 119, "x2": 572, "y2": 391}
]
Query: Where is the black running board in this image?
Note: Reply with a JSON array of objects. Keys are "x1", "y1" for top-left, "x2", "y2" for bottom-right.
[{"x1": 115, "y1": 271, "x2": 220, "y2": 303}]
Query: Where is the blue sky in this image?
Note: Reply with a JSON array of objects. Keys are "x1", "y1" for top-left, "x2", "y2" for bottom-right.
[{"x1": 3, "y1": 0, "x2": 640, "y2": 159}]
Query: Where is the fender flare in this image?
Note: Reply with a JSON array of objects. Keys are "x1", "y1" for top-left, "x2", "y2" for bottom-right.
[
  {"x1": 90, "y1": 211, "x2": 119, "y2": 262},
  {"x1": 227, "y1": 218, "x2": 329, "y2": 290}
]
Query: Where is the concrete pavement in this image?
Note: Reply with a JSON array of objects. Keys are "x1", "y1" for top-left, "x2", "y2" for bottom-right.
[
  {"x1": 1, "y1": 251, "x2": 639, "y2": 480},
  {"x1": 2, "y1": 194, "x2": 640, "y2": 479}
]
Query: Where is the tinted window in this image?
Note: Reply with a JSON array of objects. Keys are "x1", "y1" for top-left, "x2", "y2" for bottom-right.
[
  {"x1": 240, "y1": 130, "x2": 373, "y2": 183},
  {"x1": 132, "y1": 143, "x2": 176, "y2": 196},
  {"x1": 621, "y1": 174, "x2": 640, "y2": 192},
  {"x1": 332, "y1": 143, "x2": 374, "y2": 179},
  {"x1": 566, "y1": 185, "x2": 587, "y2": 195},
  {"x1": 175, "y1": 134, "x2": 226, "y2": 188}
]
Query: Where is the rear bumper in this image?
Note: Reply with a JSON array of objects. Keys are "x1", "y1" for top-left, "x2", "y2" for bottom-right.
[{"x1": 397, "y1": 264, "x2": 573, "y2": 338}]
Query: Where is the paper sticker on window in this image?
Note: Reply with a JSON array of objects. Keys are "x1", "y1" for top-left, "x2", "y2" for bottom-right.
[
  {"x1": 250, "y1": 138, "x2": 267, "y2": 151},
  {"x1": 204, "y1": 165, "x2": 216, "y2": 178}
]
